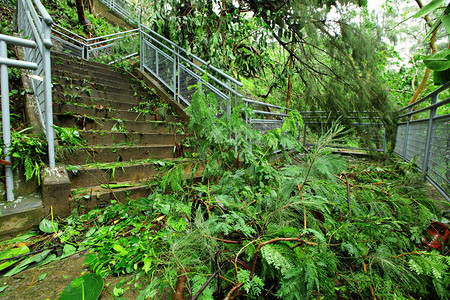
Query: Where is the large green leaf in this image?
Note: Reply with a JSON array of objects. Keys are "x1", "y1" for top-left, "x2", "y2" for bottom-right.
[
  {"x1": 0, "y1": 245, "x2": 30, "y2": 272},
  {"x1": 423, "y1": 49, "x2": 450, "y2": 71},
  {"x1": 413, "y1": 0, "x2": 444, "y2": 18},
  {"x1": 39, "y1": 218, "x2": 58, "y2": 233},
  {"x1": 441, "y1": 15, "x2": 450, "y2": 33},
  {"x1": 4, "y1": 250, "x2": 50, "y2": 277},
  {"x1": 58, "y1": 273, "x2": 104, "y2": 300}
]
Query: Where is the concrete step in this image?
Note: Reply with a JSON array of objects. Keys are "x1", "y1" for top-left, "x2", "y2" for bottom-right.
[
  {"x1": 78, "y1": 130, "x2": 184, "y2": 146},
  {"x1": 54, "y1": 114, "x2": 182, "y2": 134},
  {"x1": 59, "y1": 144, "x2": 178, "y2": 165},
  {"x1": 54, "y1": 102, "x2": 176, "y2": 123},
  {"x1": 69, "y1": 160, "x2": 204, "y2": 209},
  {"x1": 53, "y1": 93, "x2": 138, "y2": 111},
  {"x1": 52, "y1": 52, "x2": 127, "y2": 78},
  {"x1": 72, "y1": 182, "x2": 152, "y2": 210},
  {"x1": 53, "y1": 80, "x2": 142, "y2": 102},
  {"x1": 67, "y1": 160, "x2": 166, "y2": 188},
  {"x1": 68, "y1": 159, "x2": 202, "y2": 189},
  {"x1": 52, "y1": 69, "x2": 135, "y2": 91}
]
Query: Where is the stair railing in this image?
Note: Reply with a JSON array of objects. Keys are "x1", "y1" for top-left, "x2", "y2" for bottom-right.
[
  {"x1": 51, "y1": 24, "x2": 139, "y2": 61},
  {"x1": 394, "y1": 81, "x2": 450, "y2": 201},
  {"x1": 0, "y1": 34, "x2": 39, "y2": 201},
  {"x1": 17, "y1": 0, "x2": 55, "y2": 170},
  {"x1": 301, "y1": 111, "x2": 387, "y2": 152}
]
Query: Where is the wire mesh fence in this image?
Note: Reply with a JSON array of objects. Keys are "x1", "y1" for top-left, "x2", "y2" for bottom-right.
[
  {"x1": 51, "y1": 24, "x2": 139, "y2": 62},
  {"x1": 17, "y1": 0, "x2": 55, "y2": 169},
  {"x1": 395, "y1": 82, "x2": 450, "y2": 201},
  {"x1": 300, "y1": 111, "x2": 386, "y2": 152}
]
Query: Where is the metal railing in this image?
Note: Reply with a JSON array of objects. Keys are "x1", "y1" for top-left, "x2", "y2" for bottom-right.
[
  {"x1": 51, "y1": 24, "x2": 139, "y2": 61},
  {"x1": 1, "y1": 34, "x2": 39, "y2": 201},
  {"x1": 140, "y1": 25, "x2": 244, "y2": 118},
  {"x1": 17, "y1": 0, "x2": 55, "y2": 170},
  {"x1": 301, "y1": 111, "x2": 387, "y2": 152},
  {"x1": 244, "y1": 98, "x2": 289, "y2": 133},
  {"x1": 394, "y1": 82, "x2": 450, "y2": 201},
  {"x1": 100, "y1": 0, "x2": 141, "y2": 25}
]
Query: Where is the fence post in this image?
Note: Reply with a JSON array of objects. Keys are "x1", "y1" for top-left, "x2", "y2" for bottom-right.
[
  {"x1": 0, "y1": 40, "x2": 14, "y2": 201},
  {"x1": 173, "y1": 47, "x2": 177, "y2": 102},
  {"x1": 403, "y1": 106, "x2": 413, "y2": 159},
  {"x1": 422, "y1": 94, "x2": 438, "y2": 175},
  {"x1": 177, "y1": 48, "x2": 180, "y2": 104},
  {"x1": 139, "y1": 26, "x2": 143, "y2": 70},
  {"x1": 41, "y1": 16, "x2": 55, "y2": 169},
  {"x1": 227, "y1": 79, "x2": 231, "y2": 119}
]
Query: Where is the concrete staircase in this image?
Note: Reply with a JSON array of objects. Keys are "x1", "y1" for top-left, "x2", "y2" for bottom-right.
[{"x1": 51, "y1": 52, "x2": 188, "y2": 210}]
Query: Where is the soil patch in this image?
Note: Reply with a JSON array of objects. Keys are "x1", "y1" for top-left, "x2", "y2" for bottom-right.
[{"x1": 0, "y1": 251, "x2": 143, "y2": 300}]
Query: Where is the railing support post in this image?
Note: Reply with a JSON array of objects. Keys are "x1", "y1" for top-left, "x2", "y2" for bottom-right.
[
  {"x1": 0, "y1": 40, "x2": 14, "y2": 202},
  {"x1": 403, "y1": 106, "x2": 413, "y2": 159},
  {"x1": 422, "y1": 94, "x2": 438, "y2": 175}
]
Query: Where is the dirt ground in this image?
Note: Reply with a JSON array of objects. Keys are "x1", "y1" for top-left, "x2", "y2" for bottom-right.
[{"x1": 0, "y1": 251, "x2": 143, "y2": 300}]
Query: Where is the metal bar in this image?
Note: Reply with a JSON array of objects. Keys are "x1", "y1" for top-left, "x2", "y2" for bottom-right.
[
  {"x1": 422, "y1": 94, "x2": 438, "y2": 175},
  {"x1": 398, "y1": 97, "x2": 450, "y2": 118},
  {"x1": 399, "y1": 81, "x2": 450, "y2": 112},
  {"x1": 252, "y1": 110, "x2": 290, "y2": 117},
  {"x1": 86, "y1": 28, "x2": 139, "y2": 42},
  {"x1": 0, "y1": 34, "x2": 36, "y2": 48},
  {"x1": 141, "y1": 25, "x2": 243, "y2": 87},
  {"x1": 0, "y1": 41, "x2": 14, "y2": 201},
  {"x1": 243, "y1": 98, "x2": 290, "y2": 110},
  {"x1": 33, "y1": 0, "x2": 53, "y2": 25},
  {"x1": 0, "y1": 57, "x2": 38, "y2": 69},
  {"x1": 42, "y1": 20, "x2": 55, "y2": 169}
]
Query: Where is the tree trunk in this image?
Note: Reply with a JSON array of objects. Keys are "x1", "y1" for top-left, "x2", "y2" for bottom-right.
[
  {"x1": 409, "y1": 0, "x2": 438, "y2": 105},
  {"x1": 75, "y1": 0, "x2": 91, "y2": 27},
  {"x1": 286, "y1": 39, "x2": 294, "y2": 108}
]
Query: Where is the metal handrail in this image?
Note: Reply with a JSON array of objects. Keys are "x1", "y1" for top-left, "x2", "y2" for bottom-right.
[
  {"x1": 394, "y1": 83, "x2": 450, "y2": 201},
  {"x1": 399, "y1": 81, "x2": 450, "y2": 112},
  {"x1": 17, "y1": 0, "x2": 55, "y2": 172},
  {"x1": 1, "y1": 34, "x2": 38, "y2": 202},
  {"x1": 51, "y1": 23, "x2": 139, "y2": 60}
]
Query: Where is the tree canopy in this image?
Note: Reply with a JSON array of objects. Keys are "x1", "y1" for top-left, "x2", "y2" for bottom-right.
[{"x1": 141, "y1": 0, "x2": 397, "y2": 141}]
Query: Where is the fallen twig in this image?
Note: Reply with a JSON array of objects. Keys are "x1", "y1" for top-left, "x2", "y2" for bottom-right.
[{"x1": 0, "y1": 243, "x2": 64, "y2": 263}]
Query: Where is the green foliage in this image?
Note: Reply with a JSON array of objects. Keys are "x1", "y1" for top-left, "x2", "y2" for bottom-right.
[
  {"x1": 6, "y1": 128, "x2": 47, "y2": 184},
  {"x1": 58, "y1": 273, "x2": 104, "y2": 300}
]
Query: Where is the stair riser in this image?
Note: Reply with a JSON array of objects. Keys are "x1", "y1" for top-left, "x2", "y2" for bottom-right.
[
  {"x1": 69, "y1": 164, "x2": 160, "y2": 188},
  {"x1": 52, "y1": 57, "x2": 127, "y2": 78},
  {"x1": 80, "y1": 132, "x2": 184, "y2": 146},
  {"x1": 76, "y1": 186, "x2": 152, "y2": 210},
  {"x1": 52, "y1": 69, "x2": 134, "y2": 90},
  {"x1": 54, "y1": 103, "x2": 161, "y2": 122},
  {"x1": 54, "y1": 94, "x2": 137, "y2": 111},
  {"x1": 60, "y1": 146, "x2": 176, "y2": 165},
  {"x1": 52, "y1": 51, "x2": 119, "y2": 69},
  {"x1": 54, "y1": 115, "x2": 180, "y2": 134},
  {"x1": 54, "y1": 85, "x2": 141, "y2": 104}
]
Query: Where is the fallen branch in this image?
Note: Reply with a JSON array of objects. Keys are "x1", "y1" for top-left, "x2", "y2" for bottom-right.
[
  {"x1": 191, "y1": 262, "x2": 229, "y2": 300},
  {"x1": 0, "y1": 243, "x2": 64, "y2": 263}
]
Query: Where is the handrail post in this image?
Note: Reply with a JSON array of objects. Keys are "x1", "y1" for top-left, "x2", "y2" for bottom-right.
[
  {"x1": 42, "y1": 19, "x2": 55, "y2": 169},
  {"x1": 173, "y1": 46, "x2": 177, "y2": 102},
  {"x1": 227, "y1": 79, "x2": 231, "y2": 119},
  {"x1": 403, "y1": 106, "x2": 413, "y2": 158},
  {"x1": 140, "y1": 26, "x2": 143, "y2": 70},
  {"x1": 422, "y1": 94, "x2": 438, "y2": 175},
  {"x1": 0, "y1": 40, "x2": 14, "y2": 201}
]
